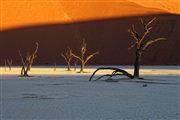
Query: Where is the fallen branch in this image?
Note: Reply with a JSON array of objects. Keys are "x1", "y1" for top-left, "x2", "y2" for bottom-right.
[
  {"x1": 95, "y1": 73, "x2": 125, "y2": 81},
  {"x1": 89, "y1": 67, "x2": 133, "y2": 81}
]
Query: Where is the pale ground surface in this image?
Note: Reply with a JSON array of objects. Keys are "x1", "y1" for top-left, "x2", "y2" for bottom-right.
[
  {"x1": 1, "y1": 66, "x2": 179, "y2": 76},
  {"x1": 0, "y1": 66, "x2": 180, "y2": 120}
]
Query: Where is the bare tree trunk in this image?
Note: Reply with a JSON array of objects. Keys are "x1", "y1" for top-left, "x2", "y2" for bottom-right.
[
  {"x1": 19, "y1": 51, "x2": 26, "y2": 76},
  {"x1": 8, "y1": 62, "x2": 12, "y2": 71},
  {"x1": 74, "y1": 60, "x2": 77, "y2": 71},
  {"x1": 80, "y1": 62, "x2": 84, "y2": 73},
  {"x1": 67, "y1": 62, "x2": 70, "y2": 71},
  {"x1": 133, "y1": 50, "x2": 141, "y2": 78},
  {"x1": 54, "y1": 63, "x2": 56, "y2": 71},
  {"x1": 24, "y1": 63, "x2": 31, "y2": 76},
  {"x1": 74, "y1": 65, "x2": 76, "y2": 71},
  {"x1": 23, "y1": 69, "x2": 29, "y2": 77},
  {"x1": 21, "y1": 66, "x2": 25, "y2": 76},
  {"x1": 4, "y1": 59, "x2": 7, "y2": 72},
  {"x1": 28, "y1": 64, "x2": 32, "y2": 71}
]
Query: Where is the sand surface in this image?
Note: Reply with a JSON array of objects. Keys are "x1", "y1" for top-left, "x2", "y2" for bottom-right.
[
  {"x1": 1, "y1": 66, "x2": 180, "y2": 119},
  {"x1": 1, "y1": 66, "x2": 180, "y2": 76}
]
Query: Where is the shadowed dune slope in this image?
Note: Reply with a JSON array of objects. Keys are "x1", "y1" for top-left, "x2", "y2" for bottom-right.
[{"x1": 1, "y1": 14, "x2": 180, "y2": 65}]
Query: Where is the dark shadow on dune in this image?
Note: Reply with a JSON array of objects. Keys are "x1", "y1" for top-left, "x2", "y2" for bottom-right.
[
  {"x1": 22, "y1": 93, "x2": 58, "y2": 100},
  {"x1": 22, "y1": 92, "x2": 82, "y2": 100},
  {"x1": 37, "y1": 83, "x2": 73, "y2": 86},
  {"x1": 1, "y1": 14, "x2": 180, "y2": 65},
  {"x1": 104, "y1": 78, "x2": 179, "y2": 85}
]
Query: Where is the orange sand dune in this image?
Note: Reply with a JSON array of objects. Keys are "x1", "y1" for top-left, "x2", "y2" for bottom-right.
[
  {"x1": 129, "y1": 0, "x2": 180, "y2": 14},
  {"x1": 1, "y1": 0, "x2": 167, "y2": 30}
]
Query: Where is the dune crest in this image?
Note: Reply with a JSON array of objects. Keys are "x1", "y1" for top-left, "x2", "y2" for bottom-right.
[{"x1": 128, "y1": 0, "x2": 180, "y2": 14}]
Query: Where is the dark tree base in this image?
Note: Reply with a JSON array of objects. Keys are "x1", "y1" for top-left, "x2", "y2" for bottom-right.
[
  {"x1": 77, "y1": 71, "x2": 89, "y2": 73},
  {"x1": 19, "y1": 74, "x2": 31, "y2": 77}
]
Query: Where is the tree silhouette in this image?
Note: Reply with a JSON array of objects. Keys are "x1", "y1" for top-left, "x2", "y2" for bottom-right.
[
  {"x1": 19, "y1": 42, "x2": 39, "y2": 77},
  {"x1": 61, "y1": 47, "x2": 74, "y2": 71},
  {"x1": 128, "y1": 17, "x2": 166, "y2": 78},
  {"x1": 4, "y1": 58, "x2": 12, "y2": 71},
  {"x1": 54, "y1": 63, "x2": 57, "y2": 71},
  {"x1": 72, "y1": 38, "x2": 99, "y2": 73},
  {"x1": 73, "y1": 59, "x2": 78, "y2": 71}
]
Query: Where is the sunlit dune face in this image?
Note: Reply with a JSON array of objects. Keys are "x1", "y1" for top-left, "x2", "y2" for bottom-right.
[
  {"x1": 1, "y1": 0, "x2": 177, "y2": 30},
  {"x1": 1, "y1": 1, "x2": 72, "y2": 30},
  {"x1": 128, "y1": 0, "x2": 180, "y2": 14}
]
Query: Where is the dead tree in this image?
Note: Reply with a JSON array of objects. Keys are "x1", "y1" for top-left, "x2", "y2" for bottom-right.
[
  {"x1": 4, "y1": 59, "x2": 7, "y2": 71},
  {"x1": 128, "y1": 17, "x2": 166, "y2": 78},
  {"x1": 89, "y1": 67, "x2": 133, "y2": 81},
  {"x1": 74, "y1": 59, "x2": 78, "y2": 71},
  {"x1": 54, "y1": 63, "x2": 57, "y2": 71},
  {"x1": 7, "y1": 59, "x2": 12, "y2": 71},
  {"x1": 19, "y1": 42, "x2": 39, "y2": 77},
  {"x1": 72, "y1": 39, "x2": 99, "y2": 73},
  {"x1": 61, "y1": 48, "x2": 73, "y2": 71},
  {"x1": 89, "y1": 17, "x2": 166, "y2": 81},
  {"x1": 4, "y1": 58, "x2": 12, "y2": 71}
]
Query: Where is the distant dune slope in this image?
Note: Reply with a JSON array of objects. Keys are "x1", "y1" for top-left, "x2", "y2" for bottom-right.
[{"x1": 1, "y1": 0, "x2": 165, "y2": 30}]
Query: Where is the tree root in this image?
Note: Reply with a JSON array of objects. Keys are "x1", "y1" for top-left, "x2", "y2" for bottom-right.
[{"x1": 89, "y1": 67, "x2": 134, "y2": 81}]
